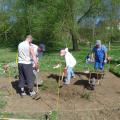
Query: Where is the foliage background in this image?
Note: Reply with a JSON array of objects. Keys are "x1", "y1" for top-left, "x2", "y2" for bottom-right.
[{"x1": 0, "y1": 0, "x2": 120, "y2": 51}]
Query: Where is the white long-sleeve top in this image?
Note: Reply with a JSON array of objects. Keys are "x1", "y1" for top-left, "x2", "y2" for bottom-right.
[
  {"x1": 30, "y1": 43, "x2": 39, "y2": 64},
  {"x1": 65, "y1": 51, "x2": 76, "y2": 68},
  {"x1": 31, "y1": 44, "x2": 39, "y2": 57}
]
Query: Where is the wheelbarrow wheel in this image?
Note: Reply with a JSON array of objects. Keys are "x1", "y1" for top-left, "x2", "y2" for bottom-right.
[{"x1": 90, "y1": 84, "x2": 95, "y2": 90}]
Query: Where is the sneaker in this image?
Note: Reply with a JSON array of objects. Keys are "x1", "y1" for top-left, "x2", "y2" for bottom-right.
[
  {"x1": 20, "y1": 88, "x2": 26, "y2": 96},
  {"x1": 21, "y1": 92, "x2": 26, "y2": 96},
  {"x1": 64, "y1": 81, "x2": 70, "y2": 85},
  {"x1": 29, "y1": 90, "x2": 36, "y2": 96},
  {"x1": 72, "y1": 75, "x2": 76, "y2": 79}
]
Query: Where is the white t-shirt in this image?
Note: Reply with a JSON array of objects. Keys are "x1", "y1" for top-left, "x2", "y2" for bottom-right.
[
  {"x1": 18, "y1": 41, "x2": 31, "y2": 64},
  {"x1": 65, "y1": 51, "x2": 76, "y2": 68}
]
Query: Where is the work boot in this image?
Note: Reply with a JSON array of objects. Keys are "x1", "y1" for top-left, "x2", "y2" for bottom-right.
[{"x1": 72, "y1": 75, "x2": 76, "y2": 79}]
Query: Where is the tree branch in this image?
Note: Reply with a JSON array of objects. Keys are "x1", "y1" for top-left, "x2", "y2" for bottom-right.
[{"x1": 77, "y1": 5, "x2": 93, "y2": 23}]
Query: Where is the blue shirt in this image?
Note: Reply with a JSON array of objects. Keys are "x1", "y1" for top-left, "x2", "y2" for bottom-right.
[{"x1": 92, "y1": 45, "x2": 107, "y2": 62}]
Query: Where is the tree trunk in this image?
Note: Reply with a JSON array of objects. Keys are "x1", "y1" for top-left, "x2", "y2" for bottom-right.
[{"x1": 70, "y1": 29, "x2": 78, "y2": 51}]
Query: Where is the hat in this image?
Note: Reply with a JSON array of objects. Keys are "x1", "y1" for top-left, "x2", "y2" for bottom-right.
[
  {"x1": 39, "y1": 44, "x2": 45, "y2": 51},
  {"x1": 96, "y1": 40, "x2": 101, "y2": 46}
]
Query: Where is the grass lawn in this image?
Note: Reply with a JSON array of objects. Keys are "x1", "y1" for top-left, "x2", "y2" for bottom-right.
[
  {"x1": 108, "y1": 43, "x2": 120, "y2": 77},
  {"x1": 0, "y1": 44, "x2": 120, "y2": 76},
  {"x1": 0, "y1": 111, "x2": 57, "y2": 120},
  {"x1": 0, "y1": 46, "x2": 91, "y2": 76}
]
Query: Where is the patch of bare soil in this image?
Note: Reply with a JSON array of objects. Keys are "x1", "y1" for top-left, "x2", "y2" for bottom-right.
[{"x1": 0, "y1": 71, "x2": 120, "y2": 120}]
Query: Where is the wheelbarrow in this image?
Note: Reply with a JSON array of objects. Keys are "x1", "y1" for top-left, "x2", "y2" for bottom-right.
[{"x1": 86, "y1": 71, "x2": 105, "y2": 90}]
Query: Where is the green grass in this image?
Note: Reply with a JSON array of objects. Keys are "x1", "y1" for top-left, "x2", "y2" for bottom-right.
[
  {"x1": 39, "y1": 46, "x2": 95, "y2": 73},
  {"x1": 0, "y1": 44, "x2": 119, "y2": 77},
  {"x1": 109, "y1": 60, "x2": 120, "y2": 77},
  {"x1": 0, "y1": 112, "x2": 43, "y2": 120},
  {"x1": 0, "y1": 111, "x2": 57, "y2": 120},
  {"x1": 108, "y1": 46, "x2": 120, "y2": 76},
  {"x1": 49, "y1": 111, "x2": 57, "y2": 120},
  {"x1": 0, "y1": 46, "x2": 91, "y2": 76},
  {"x1": 81, "y1": 91, "x2": 91, "y2": 100},
  {"x1": 0, "y1": 48, "x2": 16, "y2": 63},
  {"x1": 110, "y1": 67, "x2": 120, "y2": 77},
  {"x1": 0, "y1": 92, "x2": 7, "y2": 109},
  {"x1": 0, "y1": 99, "x2": 7, "y2": 109}
]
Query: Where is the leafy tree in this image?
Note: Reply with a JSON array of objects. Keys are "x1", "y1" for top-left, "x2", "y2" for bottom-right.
[{"x1": 0, "y1": 0, "x2": 120, "y2": 50}]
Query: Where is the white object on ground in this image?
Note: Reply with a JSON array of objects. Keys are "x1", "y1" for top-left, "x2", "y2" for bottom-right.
[
  {"x1": 39, "y1": 80, "x2": 43, "y2": 85},
  {"x1": 115, "y1": 64, "x2": 120, "y2": 68},
  {"x1": 48, "y1": 111, "x2": 52, "y2": 115},
  {"x1": 53, "y1": 64, "x2": 61, "y2": 69},
  {"x1": 21, "y1": 92, "x2": 26, "y2": 96},
  {"x1": 116, "y1": 64, "x2": 120, "y2": 67},
  {"x1": 84, "y1": 70, "x2": 90, "y2": 73}
]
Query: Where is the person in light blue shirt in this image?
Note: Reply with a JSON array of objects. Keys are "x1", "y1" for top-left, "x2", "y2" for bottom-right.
[{"x1": 92, "y1": 40, "x2": 108, "y2": 71}]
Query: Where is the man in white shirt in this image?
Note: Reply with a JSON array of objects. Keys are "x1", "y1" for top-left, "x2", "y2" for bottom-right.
[
  {"x1": 18, "y1": 35, "x2": 38, "y2": 96},
  {"x1": 60, "y1": 48, "x2": 76, "y2": 84}
]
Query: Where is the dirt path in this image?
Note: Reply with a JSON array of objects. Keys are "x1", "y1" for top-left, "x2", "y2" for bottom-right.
[
  {"x1": 59, "y1": 72, "x2": 120, "y2": 120},
  {"x1": 0, "y1": 72, "x2": 120, "y2": 120}
]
